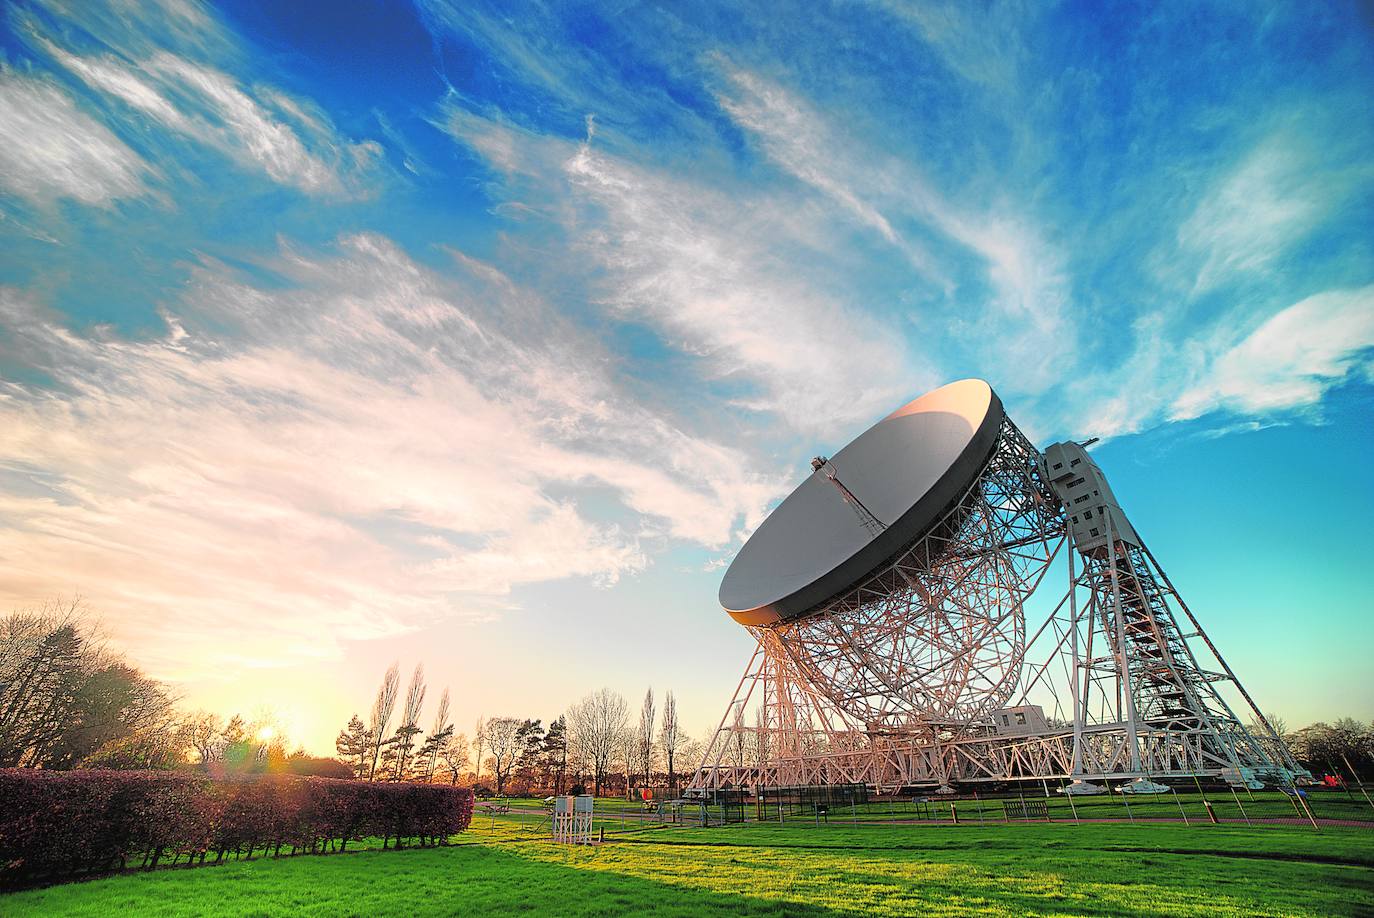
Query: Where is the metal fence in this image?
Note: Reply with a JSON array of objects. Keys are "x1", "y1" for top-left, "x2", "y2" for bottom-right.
[{"x1": 474, "y1": 783, "x2": 1374, "y2": 840}]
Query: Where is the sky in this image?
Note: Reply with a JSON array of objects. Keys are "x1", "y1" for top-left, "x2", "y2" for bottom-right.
[{"x1": 0, "y1": 0, "x2": 1371, "y2": 757}]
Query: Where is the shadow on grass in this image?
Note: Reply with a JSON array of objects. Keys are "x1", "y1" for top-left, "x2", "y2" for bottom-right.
[{"x1": 1, "y1": 840, "x2": 843, "y2": 918}]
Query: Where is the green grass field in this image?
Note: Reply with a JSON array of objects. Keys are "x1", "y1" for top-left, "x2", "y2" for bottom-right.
[{"x1": 6, "y1": 812, "x2": 1373, "y2": 917}]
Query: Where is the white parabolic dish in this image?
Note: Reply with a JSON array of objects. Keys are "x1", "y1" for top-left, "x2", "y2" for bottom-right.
[{"x1": 719, "y1": 378, "x2": 1005, "y2": 627}]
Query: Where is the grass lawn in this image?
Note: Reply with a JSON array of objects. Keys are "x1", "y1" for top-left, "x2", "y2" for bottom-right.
[{"x1": 6, "y1": 818, "x2": 1373, "y2": 916}]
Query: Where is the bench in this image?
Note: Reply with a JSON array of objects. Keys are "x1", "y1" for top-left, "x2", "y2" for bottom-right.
[{"x1": 1003, "y1": 799, "x2": 1051, "y2": 822}]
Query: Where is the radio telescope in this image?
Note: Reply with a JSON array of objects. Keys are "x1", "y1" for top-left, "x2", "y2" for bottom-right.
[{"x1": 691, "y1": 379, "x2": 1304, "y2": 793}]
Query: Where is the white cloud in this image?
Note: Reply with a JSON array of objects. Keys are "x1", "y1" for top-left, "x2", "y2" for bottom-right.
[
  {"x1": 1171, "y1": 285, "x2": 1374, "y2": 420},
  {"x1": 564, "y1": 142, "x2": 919, "y2": 433},
  {"x1": 0, "y1": 70, "x2": 150, "y2": 207},
  {"x1": 143, "y1": 53, "x2": 376, "y2": 195},
  {"x1": 440, "y1": 104, "x2": 921, "y2": 435},
  {"x1": 713, "y1": 66, "x2": 1073, "y2": 393},
  {"x1": 865, "y1": 0, "x2": 1028, "y2": 91},
  {"x1": 35, "y1": 35, "x2": 379, "y2": 196},
  {"x1": 1175, "y1": 135, "x2": 1342, "y2": 293},
  {"x1": 0, "y1": 234, "x2": 779, "y2": 678},
  {"x1": 713, "y1": 67, "x2": 939, "y2": 277}
]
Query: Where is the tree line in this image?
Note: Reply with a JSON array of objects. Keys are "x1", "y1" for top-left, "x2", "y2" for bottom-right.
[
  {"x1": 2, "y1": 601, "x2": 362, "y2": 777},
  {"x1": 334, "y1": 661, "x2": 464, "y2": 785},
  {"x1": 6, "y1": 601, "x2": 1374, "y2": 790},
  {"x1": 334, "y1": 671, "x2": 703, "y2": 798}
]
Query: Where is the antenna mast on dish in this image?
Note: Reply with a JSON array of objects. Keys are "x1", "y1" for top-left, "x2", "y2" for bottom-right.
[{"x1": 812, "y1": 456, "x2": 887, "y2": 536}]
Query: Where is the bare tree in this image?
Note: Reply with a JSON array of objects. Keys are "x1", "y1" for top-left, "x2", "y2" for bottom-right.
[
  {"x1": 186, "y1": 711, "x2": 223, "y2": 767},
  {"x1": 566, "y1": 687, "x2": 628, "y2": 797},
  {"x1": 660, "y1": 691, "x2": 680, "y2": 792},
  {"x1": 1250, "y1": 712, "x2": 1288, "y2": 742},
  {"x1": 678, "y1": 736, "x2": 705, "y2": 783},
  {"x1": 484, "y1": 717, "x2": 522, "y2": 795},
  {"x1": 753, "y1": 706, "x2": 769, "y2": 767},
  {"x1": 473, "y1": 717, "x2": 486, "y2": 785},
  {"x1": 391, "y1": 664, "x2": 427, "y2": 780},
  {"x1": 731, "y1": 705, "x2": 746, "y2": 769},
  {"x1": 621, "y1": 728, "x2": 637, "y2": 799},
  {"x1": 637, "y1": 688, "x2": 655, "y2": 790},
  {"x1": 438, "y1": 731, "x2": 469, "y2": 785},
  {"x1": 419, "y1": 687, "x2": 453, "y2": 781},
  {"x1": 367, "y1": 662, "x2": 400, "y2": 781}
]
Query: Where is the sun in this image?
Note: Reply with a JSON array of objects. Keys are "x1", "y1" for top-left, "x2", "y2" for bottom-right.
[{"x1": 255, "y1": 725, "x2": 275, "y2": 743}]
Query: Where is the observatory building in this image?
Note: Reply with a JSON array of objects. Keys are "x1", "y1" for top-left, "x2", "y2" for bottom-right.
[{"x1": 690, "y1": 379, "x2": 1303, "y2": 794}]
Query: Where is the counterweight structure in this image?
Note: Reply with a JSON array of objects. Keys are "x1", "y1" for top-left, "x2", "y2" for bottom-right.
[{"x1": 690, "y1": 381, "x2": 1302, "y2": 793}]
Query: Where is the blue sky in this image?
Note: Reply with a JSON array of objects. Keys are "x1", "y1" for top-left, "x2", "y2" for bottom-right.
[{"x1": 0, "y1": 0, "x2": 1370, "y2": 754}]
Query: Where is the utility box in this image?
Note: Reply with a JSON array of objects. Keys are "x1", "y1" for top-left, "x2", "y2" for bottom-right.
[
  {"x1": 552, "y1": 795, "x2": 594, "y2": 844},
  {"x1": 992, "y1": 704, "x2": 1050, "y2": 736}
]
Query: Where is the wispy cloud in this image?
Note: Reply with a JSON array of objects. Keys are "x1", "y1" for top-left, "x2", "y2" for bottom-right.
[
  {"x1": 1171, "y1": 285, "x2": 1374, "y2": 421},
  {"x1": 138, "y1": 52, "x2": 380, "y2": 195},
  {"x1": 0, "y1": 232, "x2": 779, "y2": 677},
  {"x1": 864, "y1": 0, "x2": 1030, "y2": 91},
  {"x1": 712, "y1": 66, "x2": 941, "y2": 278},
  {"x1": 1173, "y1": 130, "x2": 1364, "y2": 294},
  {"x1": 22, "y1": 6, "x2": 381, "y2": 198},
  {"x1": 0, "y1": 69, "x2": 151, "y2": 207},
  {"x1": 441, "y1": 102, "x2": 922, "y2": 435},
  {"x1": 563, "y1": 141, "x2": 920, "y2": 432},
  {"x1": 712, "y1": 64, "x2": 1074, "y2": 394}
]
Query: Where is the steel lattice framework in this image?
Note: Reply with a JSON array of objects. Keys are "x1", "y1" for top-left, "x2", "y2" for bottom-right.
[
  {"x1": 776, "y1": 415, "x2": 1060, "y2": 729},
  {"x1": 689, "y1": 417, "x2": 1305, "y2": 794}
]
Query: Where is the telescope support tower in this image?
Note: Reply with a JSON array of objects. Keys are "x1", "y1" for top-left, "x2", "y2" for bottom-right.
[{"x1": 690, "y1": 434, "x2": 1303, "y2": 794}]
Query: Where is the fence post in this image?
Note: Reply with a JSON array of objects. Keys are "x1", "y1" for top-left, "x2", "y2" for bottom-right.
[
  {"x1": 1062, "y1": 779, "x2": 1079, "y2": 826},
  {"x1": 1202, "y1": 799, "x2": 1217, "y2": 825},
  {"x1": 1228, "y1": 785, "x2": 1251, "y2": 827},
  {"x1": 1172, "y1": 788, "x2": 1190, "y2": 826},
  {"x1": 1292, "y1": 785, "x2": 1321, "y2": 832},
  {"x1": 1117, "y1": 780, "x2": 1135, "y2": 823},
  {"x1": 950, "y1": 802, "x2": 958, "y2": 825},
  {"x1": 1341, "y1": 754, "x2": 1374, "y2": 815}
]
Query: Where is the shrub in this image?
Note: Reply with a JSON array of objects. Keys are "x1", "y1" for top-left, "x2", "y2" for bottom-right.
[
  {"x1": 284, "y1": 755, "x2": 354, "y2": 779},
  {"x1": 0, "y1": 770, "x2": 473, "y2": 888}
]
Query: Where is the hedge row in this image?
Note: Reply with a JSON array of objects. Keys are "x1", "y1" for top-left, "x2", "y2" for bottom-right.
[{"x1": 0, "y1": 769, "x2": 474, "y2": 887}]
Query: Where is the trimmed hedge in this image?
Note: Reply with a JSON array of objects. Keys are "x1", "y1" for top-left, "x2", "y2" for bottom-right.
[{"x1": 0, "y1": 769, "x2": 473, "y2": 888}]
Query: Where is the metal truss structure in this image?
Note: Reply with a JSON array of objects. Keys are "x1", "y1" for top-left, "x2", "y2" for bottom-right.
[{"x1": 689, "y1": 428, "x2": 1304, "y2": 794}]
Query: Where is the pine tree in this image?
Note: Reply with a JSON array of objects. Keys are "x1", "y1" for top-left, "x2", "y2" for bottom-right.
[
  {"x1": 335, "y1": 714, "x2": 372, "y2": 779},
  {"x1": 544, "y1": 716, "x2": 568, "y2": 794},
  {"x1": 514, "y1": 719, "x2": 544, "y2": 792}
]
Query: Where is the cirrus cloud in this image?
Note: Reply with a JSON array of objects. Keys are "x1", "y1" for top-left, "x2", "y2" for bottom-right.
[{"x1": 0, "y1": 232, "x2": 780, "y2": 679}]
